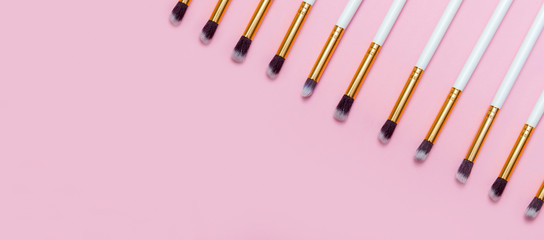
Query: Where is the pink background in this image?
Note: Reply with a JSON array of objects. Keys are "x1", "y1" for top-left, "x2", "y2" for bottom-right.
[{"x1": 1, "y1": 0, "x2": 544, "y2": 239}]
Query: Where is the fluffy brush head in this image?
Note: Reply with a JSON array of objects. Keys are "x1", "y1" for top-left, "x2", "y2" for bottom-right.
[
  {"x1": 170, "y1": 2, "x2": 188, "y2": 26},
  {"x1": 526, "y1": 197, "x2": 543, "y2": 219},
  {"x1": 267, "y1": 55, "x2": 285, "y2": 79},
  {"x1": 200, "y1": 20, "x2": 218, "y2": 45},
  {"x1": 415, "y1": 140, "x2": 433, "y2": 162},
  {"x1": 489, "y1": 177, "x2": 508, "y2": 201},
  {"x1": 456, "y1": 159, "x2": 474, "y2": 184},
  {"x1": 334, "y1": 95, "x2": 354, "y2": 121},
  {"x1": 378, "y1": 120, "x2": 397, "y2": 144},
  {"x1": 301, "y1": 78, "x2": 317, "y2": 98},
  {"x1": 232, "y1": 36, "x2": 252, "y2": 63}
]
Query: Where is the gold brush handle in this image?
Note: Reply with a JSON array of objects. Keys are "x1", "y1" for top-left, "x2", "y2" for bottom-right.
[
  {"x1": 388, "y1": 67, "x2": 424, "y2": 123},
  {"x1": 537, "y1": 181, "x2": 544, "y2": 200},
  {"x1": 180, "y1": 0, "x2": 190, "y2": 4},
  {"x1": 209, "y1": 0, "x2": 230, "y2": 23},
  {"x1": 243, "y1": 0, "x2": 273, "y2": 40},
  {"x1": 345, "y1": 42, "x2": 381, "y2": 98},
  {"x1": 425, "y1": 87, "x2": 462, "y2": 143},
  {"x1": 499, "y1": 124, "x2": 534, "y2": 180},
  {"x1": 276, "y1": 2, "x2": 312, "y2": 58},
  {"x1": 308, "y1": 25, "x2": 344, "y2": 82},
  {"x1": 464, "y1": 106, "x2": 500, "y2": 162}
]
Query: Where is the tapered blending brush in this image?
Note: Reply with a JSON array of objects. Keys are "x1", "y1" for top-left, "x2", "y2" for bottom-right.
[
  {"x1": 379, "y1": 0, "x2": 462, "y2": 143},
  {"x1": 201, "y1": 0, "x2": 231, "y2": 44},
  {"x1": 232, "y1": 0, "x2": 273, "y2": 63},
  {"x1": 334, "y1": 0, "x2": 406, "y2": 121},
  {"x1": 301, "y1": 0, "x2": 364, "y2": 97},
  {"x1": 170, "y1": 0, "x2": 191, "y2": 26},
  {"x1": 490, "y1": 90, "x2": 544, "y2": 201},
  {"x1": 526, "y1": 181, "x2": 544, "y2": 219},
  {"x1": 414, "y1": 0, "x2": 512, "y2": 162},
  {"x1": 457, "y1": 3, "x2": 544, "y2": 183},
  {"x1": 267, "y1": 0, "x2": 315, "y2": 79}
]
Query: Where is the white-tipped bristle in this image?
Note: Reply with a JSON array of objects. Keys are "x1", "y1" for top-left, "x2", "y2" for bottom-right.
[
  {"x1": 456, "y1": 172, "x2": 468, "y2": 184},
  {"x1": 378, "y1": 131, "x2": 389, "y2": 144},
  {"x1": 526, "y1": 208, "x2": 539, "y2": 219},
  {"x1": 415, "y1": 150, "x2": 428, "y2": 162},
  {"x1": 489, "y1": 189, "x2": 501, "y2": 201},
  {"x1": 231, "y1": 51, "x2": 245, "y2": 63},
  {"x1": 169, "y1": 14, "x2": 180, "y2": 26},
  {"x1": 301, "y1": 85, "x2": 314, "y2": 97},
  {"x1": 334, "y1": 109, "x2": 347, "y2": 122},
  {"x1": 200, "y1": 32, "x2": 211, "y2": 45},
  {"x1": 266, "y1": 67, "x2": 277, "y2": 79}
]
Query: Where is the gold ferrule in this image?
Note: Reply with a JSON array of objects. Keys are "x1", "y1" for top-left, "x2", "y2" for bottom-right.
[
  {"x1": 464, "y1": 106, "x2": 500, "y2": 162},
  {"x1": 499, "y1": 124, "x2": 534, "y2": 180},
  {"x1": 308, "y1": 25, "x2": 344, "y2": 82},
  {"x1": 345, "y1": 42, "x2": 381, "y2": 98},
  {"x1": 425, "y1": 87, "x2": 462, "y2": 143},
  {"x1": 180, "y1": 0, "x2": 190, "y2": 5},
  {"x1": 209, "y1": 0, "x2": 230, "y2": 23},
  {"x1": 388, "y1": 67, "x2": 424, "y2": 123},
  {"x1": 243, "y1": 0, "x2": 272, "y2": 40},
  {"x1": 276, "y1": 2, "x2": 312, "y2": 58},
  {"x1": 536, "y1": 181, "x2": 544, "y2": 200}
]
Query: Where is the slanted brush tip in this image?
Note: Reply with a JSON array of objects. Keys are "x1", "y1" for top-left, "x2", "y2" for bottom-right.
[
  {"x1": 301, "y1": 78, "x2": 317, "y2": 98},
  {"x1": 456, "y1": 159, "x2": 474, "y2": 184},
  {"x1": 379, "y1": 120, "x2": 397, "y2": 144},
  {"x1": 334, "y1": 95, "x2": 354, "y2": 122},
  {"x1": 489, "y1": 177, "x2": 508, "y2": 201},
  {"x1": 232, "y1": 36, "x2": 252, "y2": 63},
  {"x1": 170, "y1": 2, "x2": 188, "y2": 26},
  {"x1": 526, "y1": 197, "x2": 543, "y2": 219},
  {"x1": 200, "y1": 20, "x2": 218, "y2": 45},
  {"x1": 267, "y1": 55, "x2": 285, "y2": 79},
  {"x1": 415, "y1": 140, "x2": 433, "y2": 162}
]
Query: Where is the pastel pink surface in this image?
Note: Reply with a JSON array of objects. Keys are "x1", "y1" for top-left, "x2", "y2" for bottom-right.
[{"x1": 1, "y1": 0, "x2": 544, "y2": 239}]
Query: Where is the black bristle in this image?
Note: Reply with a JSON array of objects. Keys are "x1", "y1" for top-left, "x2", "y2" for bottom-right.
[
  {"x1": 301, "y1": 78, "x2": 317, "y2": 97},
  {"x1": 267, "y1": 55, "x2": 285, "y2": 79},
  {"x1": 456, "y1": 159, "x2": 474, "y2": 183},
  {"x1": 489, "y1": 177, "x2": 508, "y2": 201},
  {"x1": 334, "y1": 95, "x2": 355, "y2": 121},
  {"x1": 170, "y1": 2, "x2": 188, "y2": 25},
  {"x1": 378, "y1": 120, "x2": 397, "y2": 144},
  {"x1": 526, "y1": 197, "x2": 544, "y2": 219},
  {"x1": 232, "y1": 36, "x2": 252, "y2": 63},
  {"x1": 201, "y1": 20, "x2": 219, "y2": 44},
  {"x1": 415, "y1": 140, "x2": 433, "y2": 162}
]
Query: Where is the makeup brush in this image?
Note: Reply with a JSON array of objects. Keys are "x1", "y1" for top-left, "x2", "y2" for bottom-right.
[
  {"x1": 232, "y1": 0, "x2": 273, "y2": 63},
  {"x1": 170, "y1": 0, "x2": 191, "y2": 26},
  {"x1": 334, "y1": 0, "x2": 406, "y2": 121},
  {"x1": 457, "y1": 3, "x2": 544, "y2": 183},
  {"x1": 379, "y1": 0, "x2": 462, "y2": 143},
  {"x1": 526, "y1": 180, "x2": 544, "y2": 219},
  {"x1": 267, "y1": 0, "x2": 315, "y2": 79},
  {"x1": 201, "y1": 0, "x2": 231, "y2": 44},
  {"x1": 415, "y1": 0, "x2": 512, "y2": 162},
  {"x1": 490, "y1": 90, "x2": 544, "y2": 201},
  {"x1": 301, "y1": 0, "x2": 364, "y2": 97}
]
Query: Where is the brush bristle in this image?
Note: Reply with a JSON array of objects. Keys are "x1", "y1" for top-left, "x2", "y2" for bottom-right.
[
  {"x1": 456, "y1": 159, "x2": 474, "y2": 184},
  {"x1": 301, "y1": 78, "x2": 317, "y2": 97},
  {"x1": 489, "y1": 177, "x2": 508, "y2": 201},
  {"x1": 379, "y1": 120, "x2": 397, "y2": 144},
  {"x1": 415, "y1": 140, "x2": 433, "y2": 162},
  {"x1": 170, "y1": 2, "x2": 188, "y2": 26},
  {"x1": 232, "y1": 36, "x2": 252, "y2": 63},
  {"x1": 334, "y1": 95, "x2": 354, "y2": 121},
  {"x1": 267, "y1": 55, "x2": 285, "y2": 79},
  {"x1": 200, "y1": 20, "x2": 218, "y2": 45},
  {"x1": 526, "y1": 197, "x2": 543, "y2": 219}
]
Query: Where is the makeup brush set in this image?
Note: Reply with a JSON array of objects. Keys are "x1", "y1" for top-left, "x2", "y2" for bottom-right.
[{"x1": 169, "y1": 0, "x2": 544, "y2": 219}]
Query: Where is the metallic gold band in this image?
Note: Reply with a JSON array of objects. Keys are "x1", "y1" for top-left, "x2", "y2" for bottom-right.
[
  {"x1": 180, "y1": 0, "x2": 190, "y2": 4},
  {"x1": 425, "y1": 87, "x2": 462, "y2": 143},
  {"x1": 345, "y1": 42, "x2": 381, "y2": 98},
  {"x1": 308, "y1": 25, "x2": 344, "y2": 82},
  {"x1": 465, "y1": 106, "x2": 500, "y2": 162},
  {"x1": 243, "y1": 0, "x2": 272, "y2": 40},
  {"x1": 276, "y1": 2, "x2": 312, "y2": 57},
  {"x1": 536, "y1": 181, "x2": 544, "y2": 200},
  {"x1": 210, "y1": 0, "x2": 230, "y2": 23},
  {"x1": 388, "y1": 67, "x2": 424, "y2": 123},
  {"x1": 499, "y1": 124, "x2": 534, "y2": 180}
]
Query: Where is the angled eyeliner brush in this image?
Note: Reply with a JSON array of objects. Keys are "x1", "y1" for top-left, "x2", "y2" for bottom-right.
[
  {"x1": 415, "y1": 0, "x2": 512, "y2": 162},
  {"x1": 170, "y1": 0, "x2": 191, "y2": 26},
  {"x1": 457, "y1": 2, "x2": 544, "y2": 183},
  {"x1": 232, "y1": 0, "x2": 273, "y2": 63},
  {"x1": 334, "y1": 0, "x2": 406, "y2": 121},
  {"x1": 201, "y1": 0, "x2": 231, "y2": 44},
  {"x1": 490, "y1": 90, "x2": 544, "y2": 201},
  {"x1": 526, "y1": 180, "x2": 544, "y2": 219},
  {"x1": 301, "y1": 0, "x2": 364, "y2": 97},
  {"x1": 379, "y1": 0, "x2": 462, "y2": 143},
  {"x1": 267, "y1": 0, "x2": 316, "y2": 79}
]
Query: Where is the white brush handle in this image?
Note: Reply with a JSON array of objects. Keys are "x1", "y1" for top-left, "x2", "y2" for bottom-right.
[
  {"x1": 527, "y1": 90, "x2": 544, "y2": 127},
  {"x1": 453, "y1": 0, "x2": 512, "y2": 91},
  {"x1": 492, "y1": 3, "x2": 544, "y2": 108},
  {"x1": 416, "y1": 0, "x2": 462, "y2": 70},
  {"x1": 372, "y1": 0, "x2": 406, "y2": 45},
  {"x1": 303, "y1": 0, "x2": 316, "y2": 5},
  {"x1": 336, "y1": 0, "x2": 364, "y2": 29}
]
